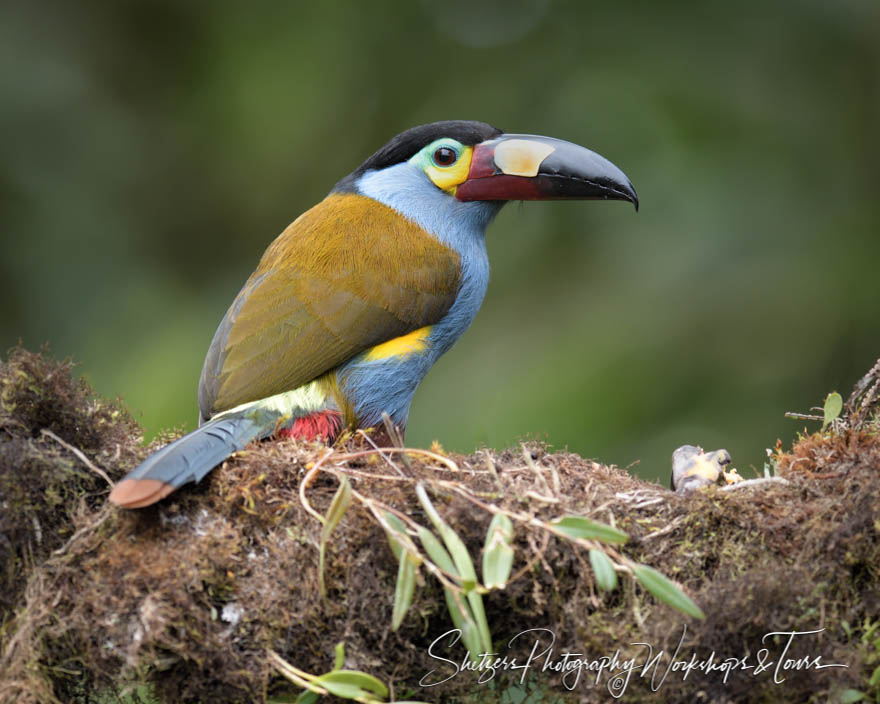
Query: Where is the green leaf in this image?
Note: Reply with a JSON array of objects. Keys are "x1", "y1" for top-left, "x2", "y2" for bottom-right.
[
  {"x1": 382, "y1": 511, "x2": 409, "y2": 561},
  {"x1": 466, "y1": 591, "x2": 491, "y2": 655},
  {"x1": 417, "y1": 526, "x2": 458, "y2": 576},
  {"x1": 392, "y1": 548, "x2": 417, "y2": 630},
  {"x1": 483, "y1": 514, "x2": 514, "y2": 589},
  {"x1": 482, "y1": 547, "x2": 513, "y2": 591},
  {"x1": 318, "y1": 477, "x2": 352, "y2": 599},
  {"x1": 838, "y1": 689, "x2": 865, "y2": 703},
  {"x1": 415, "y1": 484, "x2": 478, "y2": 580},
  {"x1": 292, "y1": 691, "x2": 319, "y2": 704},
  {"x1": 588, "y1": 549, "x2": 618, "y2": 591},
  {"x1": 633, "y1": 564, "x2": 705, "y2": 619},
  {"x1": 823, "y1": 391, "x2": 843, "y2": 430},
  {"x1": 415, "y1": 484, "x2": 492, "y2": 655},
  {"x1": 550, "y1": 516, "x2": 628, "y2": 544},
  {"x1": 324, "y1": 477, "x2": 352, "y2": 537},
  {"x1": 333, "y1": 642, "x2": 345, "y2": 671},
  {"x1": 443, "y1": 588, "x2": 483, "y2": 663},
  {"x1": 314, "y1": 670, "x2": 389, "y2": 699}
]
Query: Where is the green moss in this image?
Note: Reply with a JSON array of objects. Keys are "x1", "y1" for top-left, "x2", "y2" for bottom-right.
[
  {"x1": 0, "y1": 347, "x2": 145, "y2": 632},
  {"x1": 1, "y1": 348, "x2": 878, "y2": 703}
]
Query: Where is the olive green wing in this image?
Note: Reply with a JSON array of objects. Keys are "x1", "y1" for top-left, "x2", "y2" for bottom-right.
[{"x1": 198, "y1": 193, "x2": 460, "y2": 419}]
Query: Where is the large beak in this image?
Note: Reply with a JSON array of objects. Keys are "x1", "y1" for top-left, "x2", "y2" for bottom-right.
[{"x1": 455, "y1": 134, "x2": 638, "y2": 210}]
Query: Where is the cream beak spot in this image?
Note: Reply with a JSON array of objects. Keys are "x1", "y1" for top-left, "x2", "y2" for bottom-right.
[{"x1": 494, "y1": 139, "x2": 557, "y2": 177}]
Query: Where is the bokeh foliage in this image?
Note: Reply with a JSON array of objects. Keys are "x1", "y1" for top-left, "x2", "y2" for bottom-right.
[{"x1": 2, "y1": 0, "x2": 878, "y2": 482}]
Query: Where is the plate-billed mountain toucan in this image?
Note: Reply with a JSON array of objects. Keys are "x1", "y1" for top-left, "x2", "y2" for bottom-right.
[{"x1": 110, "y1": 120, "x2": 637, "y2": 508}]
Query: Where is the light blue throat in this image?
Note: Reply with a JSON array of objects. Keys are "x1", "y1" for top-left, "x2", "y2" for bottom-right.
[{"x1": 336, "y1": 162, "x2": 502, "y2": 428}]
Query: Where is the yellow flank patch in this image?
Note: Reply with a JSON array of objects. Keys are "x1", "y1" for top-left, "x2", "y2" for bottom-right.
[
  {"x1": 426, "y1": 146, "x2": 473, "y2": 193},
  {"x1": 212, "y1": 377, "x2": 330, "y2": 420},
  {"x1": 494, "y1": 139, "x2": 556, "y2": 177},
  {"x1": 365, "y1": 326, "x2": 432, "y2": 361}
]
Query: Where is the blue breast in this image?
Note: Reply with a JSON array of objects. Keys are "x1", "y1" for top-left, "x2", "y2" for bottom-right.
[{"x1": 335, "y1": 162, "x2": 502, "y2": 427}]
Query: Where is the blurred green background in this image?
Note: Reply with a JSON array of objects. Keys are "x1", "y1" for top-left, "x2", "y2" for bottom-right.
[{"x1": 2, "y1": 0, "x2": 878, "y2": 483}]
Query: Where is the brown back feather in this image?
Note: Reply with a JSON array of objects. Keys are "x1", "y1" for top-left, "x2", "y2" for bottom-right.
[{"x1": 198, "y1": 193, "x2": 461, "y2": 418}]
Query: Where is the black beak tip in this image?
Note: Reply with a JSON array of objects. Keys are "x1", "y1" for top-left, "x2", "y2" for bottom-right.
[
  {"x1": 614, "y1": 182, "x2": 638, "y2": 212},
  {"x1": 624, "y1": 180, "x2": 639, "y2": 212}
]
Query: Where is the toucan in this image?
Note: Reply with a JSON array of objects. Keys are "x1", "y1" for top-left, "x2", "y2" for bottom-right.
[{"x1": 110, "y1": 120, "x2": 637, "y2": 508}]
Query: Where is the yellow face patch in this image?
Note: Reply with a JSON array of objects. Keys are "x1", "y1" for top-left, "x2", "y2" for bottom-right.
[
  {"x1": 365, "y1": 326, "x2": 432, "y2": 361},
  {"x1": 424, "y1": 146, "x2": 474, "y2": 194},
  {"x1": 494, "y1": 139, "x2": 556, "y2": 177}
]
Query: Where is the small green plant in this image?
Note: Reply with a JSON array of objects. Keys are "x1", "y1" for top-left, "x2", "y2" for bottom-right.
[
  {"x1": 823, "y1": 391, "x2": 843, "y2": 431},
  {"x1": 296, "y1": 443, "x2": 704, "y2": 691},
  {"x1": 839, "y1": 619, "x2": 880, "y2": 703},
  {"x1": 376, "y1": 474, "x2": 704, "y2": 652},
  {"x1": 318, "y1": 473, "x2": 352, "y2": 602},
  {"x1": 269, "y1": 642, "x2": 427, "y2": 703}
]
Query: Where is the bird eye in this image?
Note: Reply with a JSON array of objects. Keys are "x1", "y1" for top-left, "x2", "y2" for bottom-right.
[{"x1": 432, "y1": 146, "x2": 458, "y2": 167}]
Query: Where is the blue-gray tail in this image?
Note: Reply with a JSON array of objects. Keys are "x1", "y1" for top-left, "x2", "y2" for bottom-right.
[{"x1": 109, "y1": 412, "x2": 269, "y2": 508}]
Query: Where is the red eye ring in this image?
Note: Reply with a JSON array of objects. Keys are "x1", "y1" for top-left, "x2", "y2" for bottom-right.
[{"x1": 433, "y1": 146, "x2": 458, "y2": 167}]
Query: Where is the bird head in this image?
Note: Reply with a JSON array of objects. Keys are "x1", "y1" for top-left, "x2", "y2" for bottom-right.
[{"x1": 336, "y1": 120, "x2": 638, "y2": 212}]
